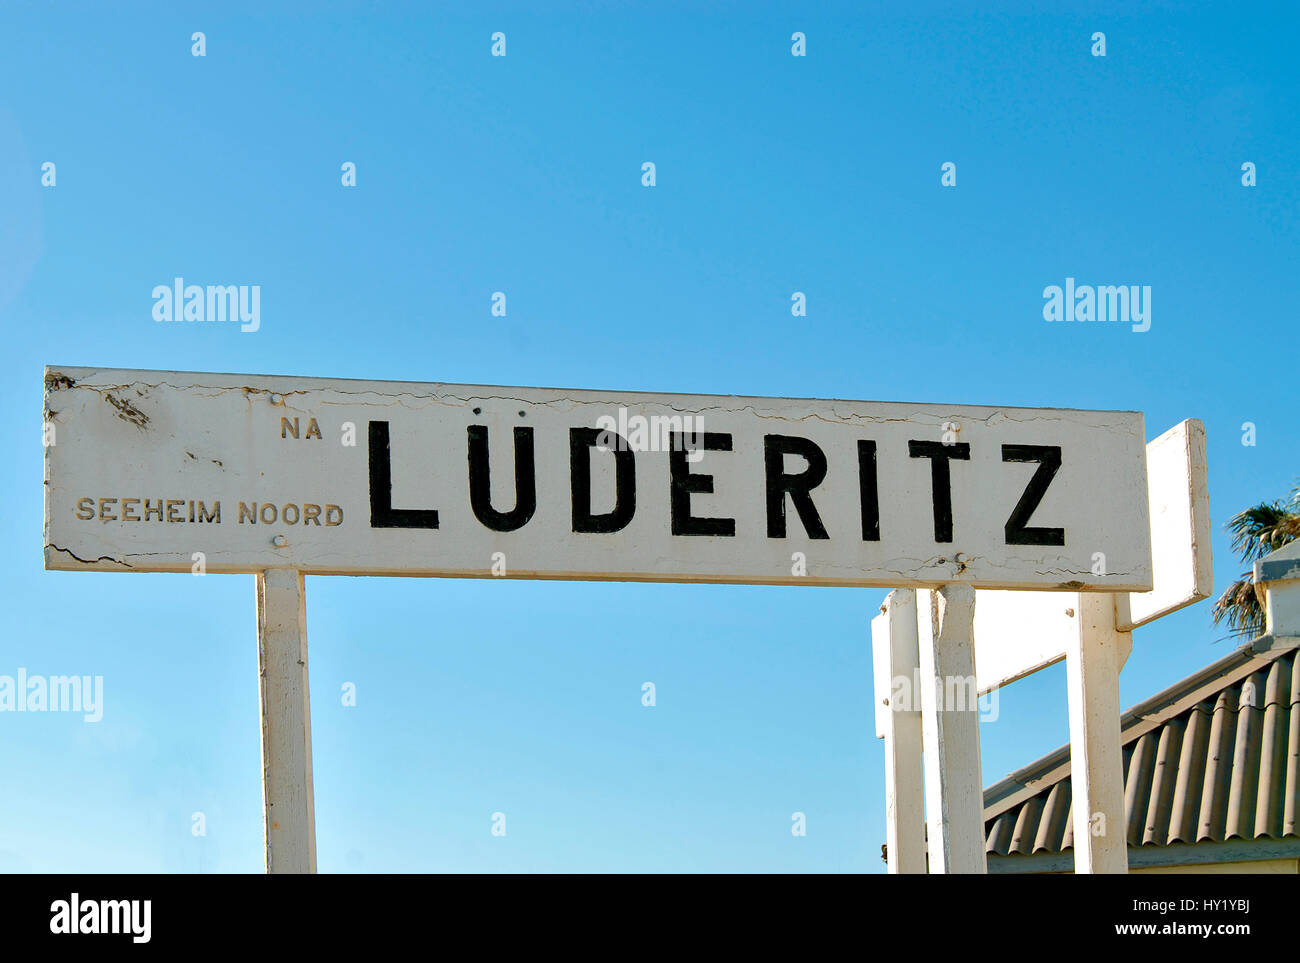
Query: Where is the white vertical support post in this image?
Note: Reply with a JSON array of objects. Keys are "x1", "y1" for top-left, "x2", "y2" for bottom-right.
[
  {"x1": 872, "y1": 590, "x2": 926, "y2": 873},
  {"x1": 916, "y1": 584, "x2": 986, "y2": 874},
  {"x1": 257, "y1": 569, "x2": 317, "y2": 874},
  {"x1": 1065, "y1": 592, "x2": 1129, "y2": 874}
]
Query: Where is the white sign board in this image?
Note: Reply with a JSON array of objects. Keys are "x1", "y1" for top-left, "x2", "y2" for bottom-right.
[
  {"x1": 1119, "y1": 420, "x2": 1213, "y2": 630},
  {"x1": 972, "y1": 589, "x2": 1097, "y2": 694},
  {"x1": 43, "y1": 367, "x2": 1153, "y2": 590},
  {"x1": 971, "y1": 420, "x2": 1210, "y2": 692}
]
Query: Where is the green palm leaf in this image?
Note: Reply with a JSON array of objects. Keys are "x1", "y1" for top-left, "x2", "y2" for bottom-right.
[{"x1": 1212, "y1": 483, "x2": 1300, "y2": 638}]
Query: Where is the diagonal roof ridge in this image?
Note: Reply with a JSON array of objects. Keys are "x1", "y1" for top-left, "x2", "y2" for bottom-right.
[{"x1": 983, "y1": 636, "x2": 1299, "y2": 824}]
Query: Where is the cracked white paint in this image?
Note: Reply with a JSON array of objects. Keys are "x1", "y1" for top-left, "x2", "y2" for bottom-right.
[
  {"x1": 43, "y1": 366, "x2": 1154, "y2": 590},
  {"x1": 970, "y1": 420, "x2": 1211, "y2": 692}
]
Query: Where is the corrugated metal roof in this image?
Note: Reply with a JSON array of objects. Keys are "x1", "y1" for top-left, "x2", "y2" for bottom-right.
[{"x1": 984, "y1": 641, "x2": 1300, "y2": 858}]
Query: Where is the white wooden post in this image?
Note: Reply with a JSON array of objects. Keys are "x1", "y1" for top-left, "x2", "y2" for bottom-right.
[
  {"x1": 1064, "y1": 591, "x2": 1129, "y2": 873},
  {"x1": 916, "y1": 584, "x2": 986, "y2": 873},
  {"x1": 872, "y1": 590, "x2": 926, "y2": 873},
  {"x1": 257, "y1": 569, "x2": 317, "y2": 874}
]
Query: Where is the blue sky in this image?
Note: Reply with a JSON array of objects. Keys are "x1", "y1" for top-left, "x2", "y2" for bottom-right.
[{"x1": 1, "y1": 1, "x2": 1296, "y2": 872}]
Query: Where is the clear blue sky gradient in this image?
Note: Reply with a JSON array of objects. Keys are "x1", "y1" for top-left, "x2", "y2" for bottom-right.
[{"x1": 1, "y1": 1, "x2": 1296, "y2": 872}]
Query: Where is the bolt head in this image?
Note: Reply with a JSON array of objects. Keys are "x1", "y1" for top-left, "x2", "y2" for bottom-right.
[{"x1": 272, "y1": 534, "x2": 288, "y2": 548}]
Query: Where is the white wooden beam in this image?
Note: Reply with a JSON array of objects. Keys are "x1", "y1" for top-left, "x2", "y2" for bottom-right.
[
  {"x1": 871, "y1": 590, "x2": 926, "y2": 873},
  {"x1": 917, "y1": 584, "x2": 986, "y2": 873},
  {"x1": 257, "y1": 569, "x2": 317, "y2": 874},
  {"x1": 1065, "y1": 592, "x2": 1129, "y2": 873}
]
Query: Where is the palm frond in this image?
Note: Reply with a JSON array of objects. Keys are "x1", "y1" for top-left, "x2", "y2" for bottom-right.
[
  {"x1": 1211, "y1": 572, "x2": 1266, "y2": 639},
  {"x1": 1225, "y1": 501, "x2": 1300, "y2": 562},
  {"x1": 1212, "y1": 483, "x2": 1300, "y2": 639}
]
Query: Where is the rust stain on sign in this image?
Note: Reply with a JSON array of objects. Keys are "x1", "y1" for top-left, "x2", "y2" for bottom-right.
[{"x1": 104, "y1": 392, "x2": 150, "y2": 429}]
